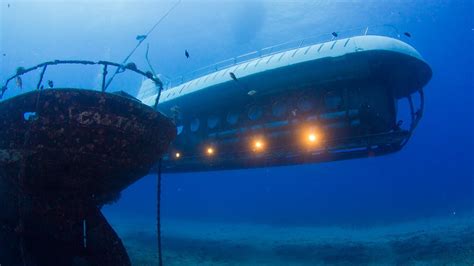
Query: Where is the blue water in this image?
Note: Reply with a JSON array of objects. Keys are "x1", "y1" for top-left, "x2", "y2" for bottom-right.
[{"x1": 1, "y1": 1, "x2": 473, "y2": 264}]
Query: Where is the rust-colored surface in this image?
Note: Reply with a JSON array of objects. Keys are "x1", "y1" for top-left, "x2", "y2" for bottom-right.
[
  {"x1": 0, "y1": 88, "x2": 175, "y2": 204},
  {"x1": 0, "y1": 89, "x2": 175, "y2": 265}
]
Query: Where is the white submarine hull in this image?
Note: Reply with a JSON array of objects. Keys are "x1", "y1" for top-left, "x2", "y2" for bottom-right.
[{"x1": 138, "y1": 35, "x2": 432, "y2": 172}]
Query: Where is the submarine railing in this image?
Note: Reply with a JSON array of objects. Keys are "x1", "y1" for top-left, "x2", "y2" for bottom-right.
[
  {"x1": 399, "y1": 89, "x2": 425, "y2": 147},
  {"x1": 164, "y1": 24, "x2": 405, "y2": 89},
  {"x1": 1, "y1": 60, "x2": 164, "y2": 103}
]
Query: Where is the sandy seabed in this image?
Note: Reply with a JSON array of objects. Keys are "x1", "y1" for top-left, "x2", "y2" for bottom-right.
[{"x1": 104, "y1": 213, "x2": 474, "y2": 266}]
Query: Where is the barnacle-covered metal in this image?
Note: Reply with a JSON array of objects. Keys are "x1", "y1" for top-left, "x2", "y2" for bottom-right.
[{"x1": 0, "y1": 61, "x2": 175, "y2": 265}]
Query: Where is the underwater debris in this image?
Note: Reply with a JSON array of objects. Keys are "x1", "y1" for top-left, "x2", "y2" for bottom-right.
[
  {"x1": 0, "y1": 60, "x2": 176, "y2": 265},
  {"x1": 185, "y1": 49, "x2": 190, "y2": 58},
  {"x1": 404, "y1": 32, "x2": 412, "y2": 37},
  {"x1": 0, "y1": 60, "x2": 176, "y2": 266}
]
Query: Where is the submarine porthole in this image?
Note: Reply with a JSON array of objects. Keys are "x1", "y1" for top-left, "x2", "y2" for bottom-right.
[
  {"x1": 248, "y1": 105, "x2": 263, "y2": 121},
  {"x1": 207, "y1": 115, "x2": 220, "y2": 129},
  {"x1": 176, "y1": 125, "x2": 184, "y2": 135},
  {"x1": 190, "y1": 117, "x2": 200, "y2": 132},
  {"x1": 272, "y1": 101, "x2": 287, "y2": 117},
  {"x1": 297, "y1": 97, "x2": 313, "y2": 112},
  {"x1": 226, "y1": 111, "x2": 239, "y2": 125}
]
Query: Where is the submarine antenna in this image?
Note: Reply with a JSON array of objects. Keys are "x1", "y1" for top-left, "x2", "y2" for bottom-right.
[
  {"x1": 104, "y1": 0, "x2": 182, "y2": 91},
  {"x1": 157, "y1": 159, "x2": 164, "y2": 266}
]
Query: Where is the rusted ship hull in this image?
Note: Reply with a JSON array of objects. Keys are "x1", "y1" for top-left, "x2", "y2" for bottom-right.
[{"x1": 0, "y1": 89, "x2": 176, "y2": 265}]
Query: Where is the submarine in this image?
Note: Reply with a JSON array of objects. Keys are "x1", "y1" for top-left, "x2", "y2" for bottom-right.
[
  {"x1": 137, "y1": 35, "x2": 432, "y2": 173},
  {"x1": 0, "y1": 60, "x2": 176, "y2": 265}
]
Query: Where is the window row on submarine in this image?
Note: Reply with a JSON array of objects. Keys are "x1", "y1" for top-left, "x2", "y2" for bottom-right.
[
  {"x1": 176, "y1": 90, "x2": 346, "y2": 135},
  {"x1": 164, "y1": 86, "x2": 396, "y2": 160}
]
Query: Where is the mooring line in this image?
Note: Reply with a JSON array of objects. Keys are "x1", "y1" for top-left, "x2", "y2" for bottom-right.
[{"x1": 157, "y1": 158, "x2": 163, "y2": 266}]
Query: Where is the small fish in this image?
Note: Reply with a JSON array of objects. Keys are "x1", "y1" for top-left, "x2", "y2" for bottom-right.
[
  {"x1": 229, "y1": 72, "x2": 237, "y2": 81},
  {"x1": 247, "y1": 90, "x2": 257, "y2": 96},
  {"x1": 404, "y1": 32, "x2": 411, "y2": 38},
  {"x1": 2, "y1": 53, "x2": 5, "y2": 56},
  {"x1": 136, "y1": 35, "x2": 147, "y2": 41},
  {"x1": 16, "y1": 76, "x2": 23, "y2": 89},
  {"x1": 185, "y1": 49, "x2": 190, "y2": 58},
  {"x1": 331, "y1": 32, "x2": 338, "y2": 38},
  {"x1": 48, "y1": 80, "x2": 54, "y2": 88},
  {"x1": 7, "y1": 3, "x2": 10, "y2": 8}
]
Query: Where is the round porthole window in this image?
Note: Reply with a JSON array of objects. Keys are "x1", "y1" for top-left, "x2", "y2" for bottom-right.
[
  {"x1": 190, "y1": 117, "x2": 200, "y2": 132},
  {"x1": 207, "y1": 115, "x2": 220, "y2": 129},
  {"x1": 272, "y1": 101, "x2": 287, "y2": 117},
  {"x1": 226, "y1": 111, "x2": 239, "y2": 125},
  {"x1": 248, "y1": 105, "x2": 263, "y2": 121},
  {"x1": 176, "y1": 125, "x2": 184, "y2": 135}
]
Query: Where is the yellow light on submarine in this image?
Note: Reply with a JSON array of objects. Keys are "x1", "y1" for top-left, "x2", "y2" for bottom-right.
[
  {"x1": 301, "y1": 126, "x2": 323, "y2": 148},
  {"x1": 307, "y1": 133, "x2": 318, "y2": 143},
  {"x1": 206, "y1": 147, "x2": 215, "y2": 156},
  {"x1": 175, "y1": 152, "x2": 181, "y2": 158},
  {"x1": 252, "y1": 139, "x2": 265, "y2": 152}
]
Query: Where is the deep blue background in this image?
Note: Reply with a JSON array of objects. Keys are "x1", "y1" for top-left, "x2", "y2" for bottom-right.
[{"x1": 1, "y1": 1, "x2": 472, "y2": 227}]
